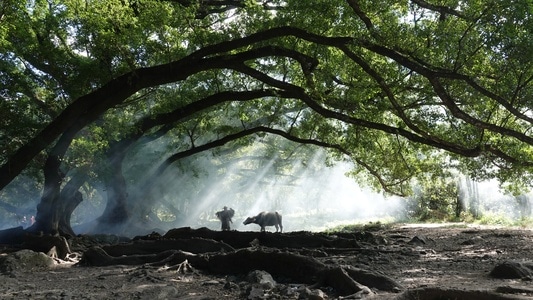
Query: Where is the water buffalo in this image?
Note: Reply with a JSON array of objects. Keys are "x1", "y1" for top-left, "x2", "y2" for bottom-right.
[{"x1": 243, "y1": 211, "x2": 283, "y2": 232}]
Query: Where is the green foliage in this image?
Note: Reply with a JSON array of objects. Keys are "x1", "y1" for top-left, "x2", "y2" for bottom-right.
[
  {"x1": 406, "y1": 171, "x2": 459, "y2": 221},
  {"x1": 475, "y1": 212, "x2": 514, "y2": 226},
  {"x1": 67, "y1": 125, "x2": 109, "y2": 168}
]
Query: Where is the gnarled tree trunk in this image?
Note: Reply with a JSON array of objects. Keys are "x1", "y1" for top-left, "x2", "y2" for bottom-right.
[
  {"x1": 95, "y1": 141, "x2": 131, "y2": 233},
  {"x1": 32, "y1": 155, "x2": 63, "y2": 234}
]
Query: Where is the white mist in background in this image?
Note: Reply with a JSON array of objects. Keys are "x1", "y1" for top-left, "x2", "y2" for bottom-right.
[
  {"x1": 2, "y1": 141, "x2": 532, "y2": 233},
  {"x1": 465, "y1": 179, "x2": 533, "y2": 220},
  {"x1": 114, "y1": 141, "x2": 533, "y2": 233},
  {"x1": 159, "y1": 148, "x2": 409, "y2": 232},
  {"x1": 279, "y1": 162, "x2": 407, "y2": 232}
]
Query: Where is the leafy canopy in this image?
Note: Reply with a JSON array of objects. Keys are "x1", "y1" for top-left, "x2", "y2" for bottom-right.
[{"x1": 0, "y1": 0, "x2": 532, "y2": 198}]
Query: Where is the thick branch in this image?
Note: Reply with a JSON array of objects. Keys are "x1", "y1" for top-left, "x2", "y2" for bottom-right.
[
  {"x1": 428, "y1": 77, "x2": 533, "y2": 148},
  {"x1": 0, "y1": 26, "x2": 345, "y2": 189},
  {"x1": 160, "y1": 126, "x2": 350, "y2": 172},
  {"x1": 139, "y1": 89, "x2": 288, "y2": 141},
  {"x1": 345, "y1": 0, "x2": 374, "y2": 31},
  {"x1": 338, "y1": 45, "x2": 454, "y2": 146},
  {"x1": 410, "y1": 0, "x2": 466, "y2": 19},
  {"x1": 358, "y1": 38, "x2": 533, "y2": 124},
  {"x1": 356, "y1": 42, "x2": 533, "y2": 146},
  {"x1": 163, "y1": 0, "x2": 246, "y2": 19},
  {"x1": 233, "y1": 63, "x2": 533, "y2": 168}
]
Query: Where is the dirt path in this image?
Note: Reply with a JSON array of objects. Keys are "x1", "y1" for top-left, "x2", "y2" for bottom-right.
[{"x1": 383, "y1": 225, "x2": 533, "y2": 291}]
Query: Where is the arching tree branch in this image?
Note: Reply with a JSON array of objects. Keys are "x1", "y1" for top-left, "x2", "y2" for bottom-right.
[
  {"x1": 0, "y1": 27, "x2": 346, "y2": 189},
  {"x1": 230, "y1": 63, "x2": 533, "y2": 168},
  {"x1": 410, "y1": 0, "x2": 466, "y2": 20}
]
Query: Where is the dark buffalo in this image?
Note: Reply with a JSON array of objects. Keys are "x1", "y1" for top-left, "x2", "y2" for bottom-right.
[{"x1": 243, "y1": 211, "x2": 283, "y2": 232}]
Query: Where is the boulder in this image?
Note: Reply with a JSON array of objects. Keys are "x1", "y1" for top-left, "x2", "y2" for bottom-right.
[
  {"x1": 247, "y1": 270, "x2": 277, "y2": 289},
  {"x1": 490, "y1": 260, "x2": 533, "y2": 279}
]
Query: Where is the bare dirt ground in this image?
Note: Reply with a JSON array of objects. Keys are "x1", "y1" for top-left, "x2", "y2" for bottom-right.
[{"x1": 2, "y1": 223, "x2": 533, "y2": 299}]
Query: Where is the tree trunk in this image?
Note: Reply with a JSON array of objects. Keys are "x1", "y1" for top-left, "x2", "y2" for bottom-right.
[
  {"x1": 455, "y1": 179, "x2": 465, "y2": 218},
  {"x1": 31, "y1": 128, "x2": 80, "y2": 235},
  {"x1": 516, "y1": 195, "x2": 531, "y2": 219},
  {"x1": 32, "y1": 155, "x2": 63, "y2": 234},
  {"x1": 58, "y1": 189, "x2": 83, "y2": 236},
  {"x1": 54, "y1": 169, "x2": 88, "y2": 236},
  {"x1": 95, "y1": 142, "x2": 131, "y2": 233}
]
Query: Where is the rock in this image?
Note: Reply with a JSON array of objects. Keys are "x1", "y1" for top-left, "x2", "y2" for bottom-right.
[
  {"x1": 461, "y1": 236, "x2": 484, "y2": 245},
  {"x1": 0, "y1": 249, "x2": 55, "y2": 275},
  {"x1": 245, "y1": 270, "x2": 277, "y2": 300},
  {"x1": 247, "y1": 270, "x2": 277, "y2": 289},
  {"x1": 408, "y1": 235, "x2": 427, "y2": 245},
  {"x1": 297, "y1": 286, "x2": 327, "y2": 300},
  {"x1": 247, "y1": 285, "x2": 266, "y2": 299},
  {"x1": 490, "y1": 260, "x2": 533, "y2": 279}
]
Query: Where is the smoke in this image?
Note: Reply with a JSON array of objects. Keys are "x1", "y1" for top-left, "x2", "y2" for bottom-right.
[
  {"x1": 74, "y1": 136, "x2": 533, "y2": 235},
  {"x1": 460, "y1": 179, "x2": 533, "y2": 220},
  {"x1": 0, "y1": 175, "x2": 40, "y2": 230}
]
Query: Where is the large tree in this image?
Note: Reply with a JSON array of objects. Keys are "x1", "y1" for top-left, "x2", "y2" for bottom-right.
[{"x1": 1, "y1": 0, "x2": 532, "y2": 235}]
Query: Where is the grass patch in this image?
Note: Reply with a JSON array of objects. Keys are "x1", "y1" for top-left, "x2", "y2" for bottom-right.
[
  {"x1": 474, "y1": 214, "x2": 533, "y2": 228},
  {"x1": 515, "y1": 217, "x2": 533, "y2": 228},
  {"x1": 475, "y1": 213, "x2": 514, "y2": 226}
]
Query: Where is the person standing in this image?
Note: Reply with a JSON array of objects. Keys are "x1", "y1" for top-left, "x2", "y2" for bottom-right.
[{"x1": 216, "y1": 206, "x2": 234, "y2": 231}]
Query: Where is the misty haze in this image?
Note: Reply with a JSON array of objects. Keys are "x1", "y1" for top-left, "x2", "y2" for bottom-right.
[{"x1": 3, "y1": 145, "x2": 529, "y2": 235}]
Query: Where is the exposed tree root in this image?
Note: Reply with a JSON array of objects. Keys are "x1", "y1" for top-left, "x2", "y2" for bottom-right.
[
  {"x1": 0, "y1": 227, "x2": 72, "y2": 260},
  {"x1": 80, "y1": 246, "x2": 401, "y2": 296},
  {"x1": 313, "y1": 266, "x2": 374, "y2": 297},
  {"x1": 163, "y1": 227, "x2": 361, "y2": 249},
  {"x1": 102, "y1": 237, "x2": 234, "y2": 256},
  {"x1": 166, "y1": 259, "x2": 195, "y2": 274},
  {"x1": 80, "y1": 246, "x2": 181, "y2": 266},
  {"x1": 22, "y1": 233, "x2": 71, "y2": 260}
]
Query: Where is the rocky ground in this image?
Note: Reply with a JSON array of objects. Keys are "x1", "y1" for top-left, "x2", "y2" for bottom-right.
[{"x1": 2, "y1": 223, "x2": 533, "y2": 299}]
